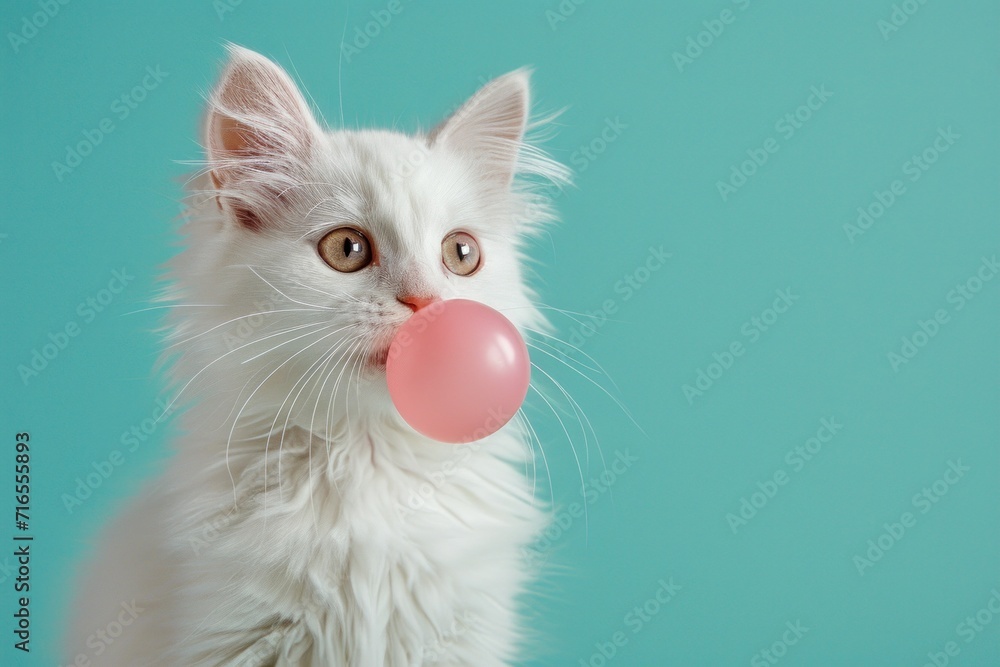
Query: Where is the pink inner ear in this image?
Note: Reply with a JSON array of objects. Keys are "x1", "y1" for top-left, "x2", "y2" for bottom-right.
[
  {"x1": 205, "y1": 48, "x2": 319, "y2": 232},
  {"x1": 209, "y1": 116, "x2": 248, "y2": 191},
  {"x1": 427, "y1": 71, "x2": 531, "y2": 187},
  {"x1": 217, "y1": 115, "x2": 253, "y2": 155},
  {"x1": 209, "y1": 115, "x2": 269, "y2": 229}
]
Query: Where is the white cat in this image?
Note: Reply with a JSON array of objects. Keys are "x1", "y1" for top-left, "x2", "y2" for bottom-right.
[{"x1": 65, "y1": 45, "x2": 570, "y2": 666}]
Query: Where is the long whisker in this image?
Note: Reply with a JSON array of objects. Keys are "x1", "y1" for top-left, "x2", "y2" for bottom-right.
[
  {"x1": 167, "y1": 308, "x2": 331, "y2": 350},
  {"x1": 340, "y1": 345, "x2": 361, "y2": 443},
  {"x1": 527, "y1": 339, "x2": 599, "y2": 374},
  {"x1": 302, "y1": 339, "x2": 360, "y2": 532},
  {"x1": 308, "y1": 340, "x2": 356, "y2": 449},
  {"x1": 347, "y1": 334, "x2": 373, "y2": 441},
  {"x1": 271, "y1": 332, "x2": 366, "y2": 500},
  {"x1": 157, "y1": 320, "x2": 334, "y2": 422},
  {"x1": 323, "y1": 336, "x2": 365, "y2": 474},
  {"x1": 523, "y1": 326, "x2": 623, "y2": 393},
  {"x1": 502, "y1": 303, "x2": 625, "y2": 325},
  {"x1": 525, "y1": 329, "x2": 643, "y2": 436},
  {"x1": 513, "y1": 411, "x2": 540, "y2": 507},
  {"x1": 337, "y1": 3, "x2": 349, "y2": 126},
  {"x1": 263, "y1": 330, "x2": 360, "y2": 495},
  {"x1": 225, "y1": 323, "x2": 354, "y2": 508},
  {"x1": 283, "y1": 48, "x2": 329, "y2": 128},
  {"x1": 245, "y1": 266, "x2": 335, "y2": 311},
  {"x1": 531, "y1": 360, "x2": 593, "y2": 468},
  {"x1": 296, "y1": 334, "x2": 363, "y2": 508},
  {"x1": 241, "y1": 321, "x2": 353, "y2": 364},
  {"x1": 531, "y1": 362, "x2": 610, "y2": 506},
  {"x1": 210, "y1": 322, "x2": 341, "y2": 430},
  {"x1": 527, "y1": 342, "x2": 619, "y2": 463},
  {"x1": 269, "y1": 337, "x2": 348, "y2": 511},
  {"x1": 283, "y1": 276, "x2": 362, "y2": 304},
  {"x1": 324, "y1": 337, "x2": 367, "y2": 491},
  {"x1": 528, "y1": 383, "x2": 587, "y2": 541},
  {"x1": 121, "y1": 303, "x2": 225, "y2": 316},
  {"x1": 518, "y1": 405, "x2": 554, "y2": 509}
]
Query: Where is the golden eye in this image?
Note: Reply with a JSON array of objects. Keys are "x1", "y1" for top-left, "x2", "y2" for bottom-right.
[
  {"x1": 441, "y1": 231, "x2": 481, "y2": 276},
  {"x1": 318, "y1": 227, "x2": 374, "y2": 273}
]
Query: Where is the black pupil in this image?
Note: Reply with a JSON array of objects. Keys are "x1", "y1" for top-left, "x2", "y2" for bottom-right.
[
  {"x1": 456, "y1": 242, "x2": 470, "y2": 261},
  {"x1": 343, "y1": 237, "x2": 361, "y2": 258}
]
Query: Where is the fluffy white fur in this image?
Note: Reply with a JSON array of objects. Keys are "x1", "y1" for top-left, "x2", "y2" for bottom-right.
[{"x1": 66, "y1": 45, "x2": 570, "y2": 666}]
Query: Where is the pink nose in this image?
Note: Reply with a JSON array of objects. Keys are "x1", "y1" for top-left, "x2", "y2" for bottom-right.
[{"x1": 396, "y1": 294, "x2": 438, "y2": 312}]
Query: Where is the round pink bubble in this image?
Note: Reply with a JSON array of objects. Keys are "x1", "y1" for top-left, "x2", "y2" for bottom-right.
[{"x1": 386, "y1": 299, "x2": 530, "y2": 444}]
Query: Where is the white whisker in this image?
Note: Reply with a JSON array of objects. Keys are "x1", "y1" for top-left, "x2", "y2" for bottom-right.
[
  {"x1": 158, "y1": 320, "x2": 334, "y2": 422},
  {"x1": 227, "y1": 323, "x2": 358, "y2": 508},
  {"x1": 167, "y1": 308, "x2": 331, "y2": 351},
  {"x1": 528, "y1": 383, "x2": 587, "y2": 541},
  {"x1": 245, "y1": 265, "x2": 335, "y2": 311},
  {"x1": 272, "y1": 332, "x2": 366, "y2": 500},
  {"x1": 121, "y1": 303, "x2": 225, "y2": 316}
]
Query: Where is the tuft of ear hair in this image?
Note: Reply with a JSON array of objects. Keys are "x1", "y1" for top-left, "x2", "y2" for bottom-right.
[
  {"x1": 428, "y1": 70, "x2": 533, "y2": 188},
  {"x1": 204, "y1": 44, "x2": 321, "y2": 231}
]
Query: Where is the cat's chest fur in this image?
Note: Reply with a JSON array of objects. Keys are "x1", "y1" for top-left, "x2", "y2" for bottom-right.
[{"x1": 162, "y1": 420, "x2": 541, "y2": 665}]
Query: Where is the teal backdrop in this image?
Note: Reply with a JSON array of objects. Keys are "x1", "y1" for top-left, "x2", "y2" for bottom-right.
[{"x1": 2, "y1": 1, "x2": 998, "y2": 665}]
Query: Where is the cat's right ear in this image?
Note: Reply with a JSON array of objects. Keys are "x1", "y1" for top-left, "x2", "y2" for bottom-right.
[
  {"x1": 204, "y1": 45, "x2": 320, "y2": 231},
  {"x1": 427, "y1": 70, "x2": 531, "y2": 189}
]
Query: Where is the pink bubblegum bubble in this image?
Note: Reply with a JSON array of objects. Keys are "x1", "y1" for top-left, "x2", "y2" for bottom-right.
[{"x1": 386, "y1": 299, "x2": 530, "y2": 444}]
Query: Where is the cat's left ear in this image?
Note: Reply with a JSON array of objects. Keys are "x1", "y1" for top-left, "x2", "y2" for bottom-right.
[
  {"x1": 204, "y1": 45, "x2": 321, "y2": 230},
  {"x1": 428, "y1": 69, "x2": 531, "y2": 187}
]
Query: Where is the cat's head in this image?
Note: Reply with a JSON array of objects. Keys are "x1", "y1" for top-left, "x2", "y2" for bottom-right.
[{"x1": 168, "y1": 45, "x2": 568, "y2": 436}]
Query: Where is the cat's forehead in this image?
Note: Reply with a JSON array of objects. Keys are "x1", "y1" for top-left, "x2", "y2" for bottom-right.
[
  {"x1": 312, "y1": 130, "x2": 474, "y2": 241},
  {"x1": 324, "y1": 129, "x2": 425, "y2": 178}
]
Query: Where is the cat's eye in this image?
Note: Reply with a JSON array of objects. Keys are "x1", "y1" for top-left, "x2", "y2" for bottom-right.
[
  {"x1": 441, "y1": 231, "x2": 481, "y2": 276},
  {"x1": 318, "y1": 227, "x2": 374, "y2": 273}
]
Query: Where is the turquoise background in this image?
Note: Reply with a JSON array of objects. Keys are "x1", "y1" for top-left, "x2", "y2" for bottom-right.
[{"x1": 2, "y1": 1, "x2": 998, "y2": 665}]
